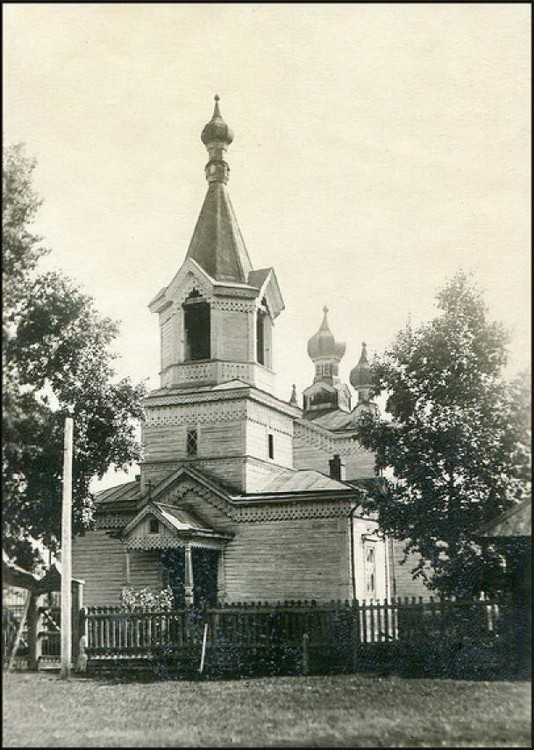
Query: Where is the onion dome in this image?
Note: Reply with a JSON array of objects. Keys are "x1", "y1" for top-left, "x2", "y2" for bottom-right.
[
  {"x1": 307, "y1": 307, "x2": 346, "y2": 361},
  {"x1": 201, "y1": 95, "x2": 234, "y2": 146},
  {"x1": 350, "y1": 342, "x2": 373, "y2": 388}
]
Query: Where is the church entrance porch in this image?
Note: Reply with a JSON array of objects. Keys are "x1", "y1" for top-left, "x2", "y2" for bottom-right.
[
  {"x1": 120, "y1": 499, "x2": 231, "y2": 609},
  {"x1": 160, "y1": 547, "x2": 219, "y2": 608}
]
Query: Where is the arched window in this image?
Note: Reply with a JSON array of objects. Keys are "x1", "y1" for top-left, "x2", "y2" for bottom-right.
[{"x1": 183, "y1": 290, "x2": 210, "y2": 361}]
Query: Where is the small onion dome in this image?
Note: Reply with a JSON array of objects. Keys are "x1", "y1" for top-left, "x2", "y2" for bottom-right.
[
  {"x1": 350, "y1": 342, "x2": 373, "y2": 388},
  {"x1": 307, "y1": 307, "x2": 346, "y2": 361},
  {"x1": 201, "y1": 95, "x2": 234, "y2": 146}
]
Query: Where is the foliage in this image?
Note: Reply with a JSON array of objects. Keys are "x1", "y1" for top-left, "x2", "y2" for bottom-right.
[
  {"x1": 2, "y1": 144, "x2": 146, "y2": 569},
  {"x1": 119, "y1": 586, "x2": 174, "y2": 612},
  {"x1": 355, "y1": 270, "x2": 531, "y2": 598}
]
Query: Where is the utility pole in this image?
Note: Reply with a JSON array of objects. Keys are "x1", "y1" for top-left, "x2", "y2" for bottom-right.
[{"x1": 60, "y1": 415, "x2": 73, "y2": 679}]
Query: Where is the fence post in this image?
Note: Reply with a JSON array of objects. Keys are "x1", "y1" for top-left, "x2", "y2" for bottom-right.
[
  {"x1": 71, "y1": 580, "x2": 84, "y2": 667},
  {"x1": 27, "y1": 592, "x2": 41, "y2": 671},
  {"x1": 302, "y1": 632, "x2": 309, "y2": 676},
  {"x1": 77, "y1": 608, "x2": 88, "y2": 672},
  {"x1": 351, "y1": 599, "x2": 360, "y2": 672}
]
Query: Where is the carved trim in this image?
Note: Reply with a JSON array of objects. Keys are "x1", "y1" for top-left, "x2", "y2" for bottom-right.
[
  {"x1": 211, "y1": 299, "x2": 256, "y2": 313},
  {"x1": 237, "y1": 501, "x2": 350, "y2": 522},
  {"x1": 166, "y1": 480, "x2": 240, "y2": 521},
  {"x1": 144, "y1": 401, "x2": 247, "y2": 427},
  {"x1": 125, "y1": 534, "x2": 226, "y2": 551},
  {"x1": 171, "y1": 274, "x2": 213, "y2": 306},
  {"x1": 95, "y1": 515, "x2": 130, "y2": 530},
  {"x1": 294, "y1": 420, "x2": 367, "y2": 456}
]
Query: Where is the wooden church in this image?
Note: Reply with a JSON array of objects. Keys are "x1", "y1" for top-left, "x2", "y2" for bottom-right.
[{"x1": 72, "y1": 98, "x2": 427, "y2": 607}]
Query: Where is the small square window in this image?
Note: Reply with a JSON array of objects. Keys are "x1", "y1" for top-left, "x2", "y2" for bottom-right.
[
  {"x1": 149, "y1": 518, "x2": 159, "y2": 534},
  {"x1": 187, "y1": 429, "x2": 198, "y2": 457},
  {"x1": 268, "y1": 433, "x2": 274, "y2": 459}
]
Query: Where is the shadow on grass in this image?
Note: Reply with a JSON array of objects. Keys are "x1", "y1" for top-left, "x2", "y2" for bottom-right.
[{"x1": 80, "y1": 660, "x2": 531, "y2": 685}]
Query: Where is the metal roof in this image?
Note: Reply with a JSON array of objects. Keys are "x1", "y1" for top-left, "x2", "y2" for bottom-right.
[
  {"x1": 96, "y1": 480, "x2": 141, "y2": 505},
  {"x1": 185, "y1": 182, "x2": 253, "y2": 283},
  {"x1": 256, "y1": 468, "x2": 351, "y2": 494}
]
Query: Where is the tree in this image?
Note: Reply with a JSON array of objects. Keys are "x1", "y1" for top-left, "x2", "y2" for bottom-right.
[
  {"x1": 2, "y1": 144, "x2": 146, "y2": 570},
  {"x1": 355, "y1": 270, "x2": 531, "y2": 598}
]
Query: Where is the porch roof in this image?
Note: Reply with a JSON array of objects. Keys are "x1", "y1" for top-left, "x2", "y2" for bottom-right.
[{"x1": 121, "y1": 501, "x2": 233, "y2": 551}]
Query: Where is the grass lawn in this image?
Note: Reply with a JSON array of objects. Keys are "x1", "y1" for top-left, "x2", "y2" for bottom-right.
[{"x1": 2, "y1": 671, "x2": 531, "y2": 747}]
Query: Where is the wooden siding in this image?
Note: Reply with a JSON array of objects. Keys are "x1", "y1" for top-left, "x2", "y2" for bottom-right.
[
  {"x1": 223, "y1": 516, "x2": 351, "y2": 602},
  {"x1": 219, "y1": 310, "x2": 249, "y2": 362},
  {"x1": 245, "y1": 401, "x2": 294, "y2": 468},
  {"x1": 143, "y1": 424, "x2": 186, "y2": 462},
  {"x1": 198, "y1": 422, "x2": 244, "y2": 458},
  {"x1": 143, "y1": 421, "x2": 244, "y2": 463},
  {"x1": 245, "y1": 419, "x2": 268, "y2": 459},
  {"x1": 160, "y1": 315, "x2": 174, "y2": 370},
  {"x1": 72, "y1": 530, "x2": 125, "y2": 606},
  {"x1": 140, "y1": 455, "x2": 298, "y2": 496},
  {"x1": 293, "y1": 440, "x2": 375, "y2": 480},
  {"x1": 140, "y1": 457, "x2": 245, "y2": 494},
  {"x1": 389, "y1": 539, "x2": 433, "y2": 599},
  {"x1": 128, "y1": 550, "x2": 164, "y2": 592},
  {"x1": 245, "y1": 421, "x2": 293, "y2": 467}
]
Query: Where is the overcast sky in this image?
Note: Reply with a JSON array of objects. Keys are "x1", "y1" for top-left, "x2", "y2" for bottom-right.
[{"x1": 4, "y1": 4, "x2": 531, "y2": 488}]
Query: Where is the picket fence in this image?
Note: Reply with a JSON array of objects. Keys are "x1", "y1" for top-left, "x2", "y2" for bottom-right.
[{"x1": 81, "y1": 597, "x2": 506, "y2": 676}]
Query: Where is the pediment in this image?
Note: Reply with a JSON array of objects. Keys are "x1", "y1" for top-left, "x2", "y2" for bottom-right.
[
  {"x1": 138, "y1": 467, "x2": 238, "y2": 531},
  {"x1": 122, "y1": 500, "x2": 233, "y2": 551},
  {"x1": 149, "y1": 259, "x2": 216, "y2": 314}
]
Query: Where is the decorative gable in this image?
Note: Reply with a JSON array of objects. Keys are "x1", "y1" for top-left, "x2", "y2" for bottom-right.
[{"x1": 122, "y1": 500, "x2": 233, "y2": 551}]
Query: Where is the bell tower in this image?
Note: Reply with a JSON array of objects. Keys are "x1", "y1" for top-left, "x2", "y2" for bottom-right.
[
  {"x1": 149, "y1": 96, "x2": 284, "y2": 394},
  {"x1": 142, "y1": 98, "x2": 299, "y2": 495}
]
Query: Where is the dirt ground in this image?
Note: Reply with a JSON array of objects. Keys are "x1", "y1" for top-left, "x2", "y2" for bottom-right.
[{"x1": 2, "y1": 671, "x2": 531, "y2": 747}]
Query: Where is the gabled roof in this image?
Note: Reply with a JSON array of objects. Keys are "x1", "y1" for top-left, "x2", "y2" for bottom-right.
[
  {"x1": 476, "y1": 498, "x2": 531, "y2": 538},
  {"x1": 122, "y1": 500, "x2": 232, "y2": 541},
  {"x1": 185, "y1": 182, "x2": 253, "y2": 283},
  {"x1": 248, "y1": 266, "x2": 284, "y2": 319},
  {"x1": 94, "y1": 462, "x2": 362, "y2": 523}
]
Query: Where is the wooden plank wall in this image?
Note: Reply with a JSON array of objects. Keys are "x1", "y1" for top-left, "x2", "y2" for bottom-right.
[
  {"x1": 388, "y1": 539, "x2": 433, "y2": 599},
  {"x1": 293, "y1": 440, "x2": 375, "y2": 479},
  {"x1": 223, "y1": 515, "x2": 351, "y2": 602},
  {"x1": 144, "y1": 421, "x2": 245, "y2": 463},
  {"x1": 72, "y1": 530, "x2": 126, "y2": 606},
  {"x1": 199, "y1": 422, "x2": 244, "y2": 457},
  {"x1": 219, "y1": 310, "x2": 249, "y2": 361},
  {"x1": 128, "y1": 550, "x2": 164, "y2": 592},
  {"x1": 143, "y1": 424, "x2": 186, "y2": 462}
]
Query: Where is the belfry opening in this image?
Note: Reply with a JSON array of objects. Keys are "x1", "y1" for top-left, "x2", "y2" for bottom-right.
[{"x1": 183, "y1": 290, "x2": 210, "y2": 361}]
